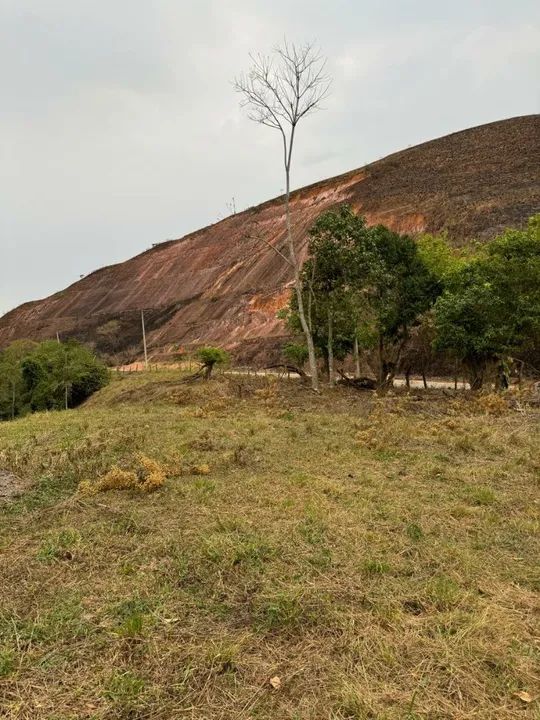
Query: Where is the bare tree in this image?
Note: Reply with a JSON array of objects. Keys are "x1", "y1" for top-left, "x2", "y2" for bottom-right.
[{"x1": 234, "y1": 40, "x2": 331, "y2": 391}]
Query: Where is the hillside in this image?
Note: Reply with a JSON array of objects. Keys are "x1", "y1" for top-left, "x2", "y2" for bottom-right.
[{"x1": 1, "y1": 115, "x2": 539, "y2": 362}]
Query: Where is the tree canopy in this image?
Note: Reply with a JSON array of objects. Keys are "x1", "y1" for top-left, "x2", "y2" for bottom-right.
[
  {"x1": 433, "y1": 215, "x2": 540, "y2": 388},
  {"x1": 0, "y1": 340, "x2": 109, "y2": 420}
]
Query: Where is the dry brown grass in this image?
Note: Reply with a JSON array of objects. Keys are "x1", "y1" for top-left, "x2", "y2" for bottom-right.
[{"x1": 0, "y1": 371, "x2": 538, "y2": 719}]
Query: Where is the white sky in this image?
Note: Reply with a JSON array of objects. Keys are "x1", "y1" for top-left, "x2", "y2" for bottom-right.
[{"x1": 1, "y1": 0, "x2": 539, "y2": 315}]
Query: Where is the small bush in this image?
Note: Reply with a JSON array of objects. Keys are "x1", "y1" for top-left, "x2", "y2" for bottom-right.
[
  {"x1": 195, "y1": 347, "x2": 229, "y2": 378},
  {"x1": 282, "y1": 342, "x2": 308, "y2": 367}
]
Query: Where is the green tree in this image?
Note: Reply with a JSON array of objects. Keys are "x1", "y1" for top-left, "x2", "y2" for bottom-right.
[
  {"x1": 357, "y1": 225, "x2": 441, "y2": 389},
  {"x1": 283, "y1": 208, "x2": 441, "y2": 389},
  {"x1": 0, "y1": 339, "x2": 108, "y2": 419},
  {"x1": 196, "y1": 347, "x2": 229, "y2": 379},
  {"x1": 434, "y1": 216, "x2": 540, "y2": 389},
  {"x1": 282, "y1": 342, "x2": 309, "y2": 369},
  {"x1": 0, "y1": 340, "x2": 37, "y2": 419},
  {"x1": 305, "y1": 206, "x2": 370, "y2": 385}
]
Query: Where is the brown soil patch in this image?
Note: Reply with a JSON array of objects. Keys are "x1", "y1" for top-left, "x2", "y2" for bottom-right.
[{"x1": 0, "y1": 470, "x2": 31, "y2": 503}]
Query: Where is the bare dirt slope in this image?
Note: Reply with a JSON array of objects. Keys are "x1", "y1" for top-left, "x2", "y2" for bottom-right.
[{"x1": 1, "y1": 115, "x2": 539, "y2": 362}]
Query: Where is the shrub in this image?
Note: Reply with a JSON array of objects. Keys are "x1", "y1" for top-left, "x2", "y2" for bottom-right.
[
  {"x1": 195, "y1": 346, "x2": 230, "y2": 379},
  {"x1": 283, "y1": 342, "x2": 309, "y2": 368}
]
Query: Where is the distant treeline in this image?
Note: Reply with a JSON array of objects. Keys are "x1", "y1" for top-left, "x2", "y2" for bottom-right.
[
  {"x1": 281, "y1": 208, "x2": 540, "y2": 390},
  {"x1": 0, "y1": 340, "x2": 109, "y2": 420}
]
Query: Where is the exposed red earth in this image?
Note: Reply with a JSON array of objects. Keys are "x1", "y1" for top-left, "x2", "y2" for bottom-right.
[{"x1": 1, "y1": 115, "x2": 539, "y2": 363}]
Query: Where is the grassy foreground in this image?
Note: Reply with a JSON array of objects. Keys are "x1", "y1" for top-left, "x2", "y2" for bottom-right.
[{"x1": 0, "y1": 371, "x2": 538, "y2": 720}]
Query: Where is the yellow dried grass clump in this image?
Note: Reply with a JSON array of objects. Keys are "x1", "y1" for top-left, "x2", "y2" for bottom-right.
[
  {"x1": 78, "y1": 453, "x2": 166, "y2": 496},
  {"x1": 192, "y1": 463, "x2": 211, "y2": 476},
  {"x1": 474, "y1": 392, "x2": 509, "y2": 416}
]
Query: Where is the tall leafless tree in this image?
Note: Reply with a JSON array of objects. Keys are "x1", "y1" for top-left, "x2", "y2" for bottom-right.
[{"x1": 234, "y1": 41, "x2": 331, "y2": 391}]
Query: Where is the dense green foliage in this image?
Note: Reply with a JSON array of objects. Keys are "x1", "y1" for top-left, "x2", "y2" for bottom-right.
[
  {"x1": 433, "y1": 215, "x2": 540, "y2": 388},
  {"x1": 196, "y1": 347, "x2": 230, "y2": 378},
  {"x1": 282, "y1": 342, "x2": 309, "y2": 368},
  {"x1": 284, "y1": 207, "x2": 540, "y2": 389},
  {"x1": 284, "y1": 206, "x2": 440, "y2": 387},
  {"x1": 0, "y1": 340, "x2": 109, "y2": 420}
]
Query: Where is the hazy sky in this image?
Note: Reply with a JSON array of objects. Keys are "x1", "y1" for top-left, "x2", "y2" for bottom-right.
[{"x1": 1, "y1": 1, "x2": 539, "y2": 316}]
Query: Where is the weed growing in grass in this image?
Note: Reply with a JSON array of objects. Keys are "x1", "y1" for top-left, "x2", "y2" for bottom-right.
[
  {"x1": 203, "y1": 639, "x2": 241, "y2": 674},
  {"x1": 406, "y1": 522, "x2": 424, "y2": 541},
  {"x1": 114, "y1": 612, "x2": 145, "y2": 638},
  {"x1": 298, "y1": 511, "x2": 327, "y2": 546},
  {"x1": 109, "y1": 598, "x2": 153, "y2": 640},
  {"x1": 192, "y1": 476, "x2": 216, "y2": 498},
  {"x1": 255, "y1": 590, "x2": 305, "y2": 632}
]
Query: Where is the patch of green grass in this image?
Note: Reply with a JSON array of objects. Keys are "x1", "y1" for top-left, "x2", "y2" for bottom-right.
[
  {"x1": 0, "y1": 648, "x2": 15, "y2": 677},
  {"x1": 103, "y1": 670, "x2": 146, "y2": 706},
  {"x1": 465, "y1": 485, "x2": 497, "y2": 506},
  {"x1": 426, "y1": 575, "x2": 462, "y2": 610},
  {"x1": 254, "y1": 590, "x2": 313, "y2": 632},
  {"x1": 362, "y1": 558, "x2": 391, "y2": 576},
  {"x1": 37, "y1": 528, "x2": 81, "y2": 562},
  {"x1": 406, "y1": 522, "x2": 424, "y2": 541}
]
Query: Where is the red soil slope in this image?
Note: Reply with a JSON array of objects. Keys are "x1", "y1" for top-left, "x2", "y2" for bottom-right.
[{"x1": 1, "y1": 115, "x2": 539, "y2": 362}]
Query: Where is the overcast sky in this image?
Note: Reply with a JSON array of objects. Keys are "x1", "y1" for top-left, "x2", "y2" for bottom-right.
[{"x1": 1, "y1": 1, "x2": 539, "y2": 316}]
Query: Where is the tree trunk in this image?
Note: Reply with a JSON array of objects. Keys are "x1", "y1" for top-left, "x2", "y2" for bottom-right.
[
  {"x1": 466, "y1": 358, "x2": 485, "y2": 391},
  {"x1": 284, "y1": 154, "x2": 319, "y2": 391},
  {"x1": 353, "y1": 335, "x2": 361, "y2": 379},
  {"x1": 327, "y1": 311, "x2": 334, "y2": 387},
  {"x1": 405, "y1": 366, "x2": 411, "y2": 389},
  {"x1": 376, "y1": 334, "x2": 399, "y2": 392},
  {"x1": 422, "y1": 369, "x2": 428, "y2": 389},
  {"x1": 377, "y1": 334, "x2": 386, "y2": 389},
  {"x1": 203, "y1": 362, "x2": 214, "y2": 380},
  {"x1": 495, "y1": 360, "x2": 509, "y2": 391},
  {"x1": 286, "y1": 226, "x2": 319, "y2": 391}
]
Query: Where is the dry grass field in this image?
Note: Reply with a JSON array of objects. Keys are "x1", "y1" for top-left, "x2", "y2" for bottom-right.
[{"x1": 0, "y1": 371, "x2": 538, "y2": 719}]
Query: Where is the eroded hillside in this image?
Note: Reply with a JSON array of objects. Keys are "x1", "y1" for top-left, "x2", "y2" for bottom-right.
[{"x1": 1, "y1": 115, "x2": 538, "y2": 362}]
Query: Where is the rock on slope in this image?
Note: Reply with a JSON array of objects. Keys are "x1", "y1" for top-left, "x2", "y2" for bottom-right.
[{"x1": 1, "y1": 115, "x2": 539, "y2": 362}]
